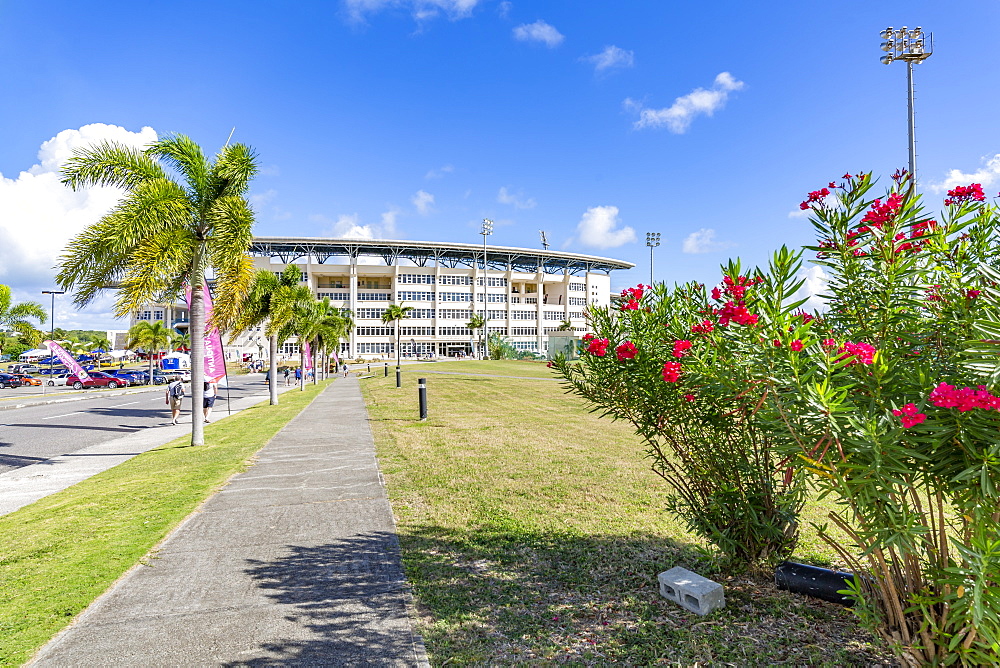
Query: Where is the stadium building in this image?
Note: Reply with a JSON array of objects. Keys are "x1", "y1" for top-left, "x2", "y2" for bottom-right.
[{"x1": 133, "y1": 237, "x2": 634, "y2": 361}]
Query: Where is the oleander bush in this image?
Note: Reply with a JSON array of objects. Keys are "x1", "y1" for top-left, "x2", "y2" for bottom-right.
[{"x1": 557, "y1": 171, "x2": 1000, "y2": 665}]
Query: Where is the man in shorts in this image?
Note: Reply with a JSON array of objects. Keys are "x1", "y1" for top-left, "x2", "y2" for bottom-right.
[
  {"x1": 165, "y1": 378, "x2": 184, "y2": 425},
  {"x1": 203, "y1": 379, "x2": 218, "y2": 423}
]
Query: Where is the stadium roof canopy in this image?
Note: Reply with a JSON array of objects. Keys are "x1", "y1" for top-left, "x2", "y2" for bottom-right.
[{"x1": 250, "y1": 237, "x2": 634, "y2": 276}]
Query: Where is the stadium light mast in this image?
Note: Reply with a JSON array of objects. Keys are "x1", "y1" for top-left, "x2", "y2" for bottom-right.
[
  {"x1": 880, "y1": 26, "x2": 933, "y2": 185},
  {"x1": 41, "y1": 290, "x2": 65, "y2": 396},
  {"x1": 645, "y1": 232, "x2": 660, "y2": 286},
  {"x1": 480, "y1": 219, "x2": 493, "y2": 360}
]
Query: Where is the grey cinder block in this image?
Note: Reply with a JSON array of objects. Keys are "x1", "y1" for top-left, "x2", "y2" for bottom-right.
[{"x1": 657, "y1": 567, "x2": 725, "y2": 615}]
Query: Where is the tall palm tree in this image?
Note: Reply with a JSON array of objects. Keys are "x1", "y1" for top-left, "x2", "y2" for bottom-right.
[
  {"x1": 466, "y1": 313, "x2": 486, "y2": 360},
  {"x1": 0, "y1": 285, "x2": 46, "y2": 356},
  {"x1": 90, "y1": 336, "x2": 113, "y2": 368},
  {"x1": 57, "y1": 134, "x2": 258, "y2": 445},
  {"x1": 230, "y1": 265, "x2": 311, "y2": 404},
  {"x1": 127, "y1": 321, "x2": 172, "y2": 382},
  {"x1": 309, "y1": 299, "x2": 353, "y2": 383},
  {"x1": 382, "y1": 303, "x2": 413, "y2": 371}
]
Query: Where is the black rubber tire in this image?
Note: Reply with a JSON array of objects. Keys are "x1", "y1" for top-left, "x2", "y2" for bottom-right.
[
  {"x1": 73, "y1": 381, "x2": 83, "y2": 390},
  {"x1": 108, "y1": 381, "x2": 118, "y2": 389},
  {"x1": 47, "y1": 380, "x2": 54, "y2": 386},
  {"x1": 0, "y1": 382, "x2": 6, "y2": 389}
]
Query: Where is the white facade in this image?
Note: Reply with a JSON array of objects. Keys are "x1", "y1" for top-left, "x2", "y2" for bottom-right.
[{"x1": 134, "y1": 237, "x2": 633, "y2": 362}]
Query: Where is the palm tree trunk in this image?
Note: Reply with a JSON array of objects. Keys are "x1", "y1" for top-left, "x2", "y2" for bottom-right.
[
  {"x1": 299, "y1": 345, "x2": 305, "y2": 391},
  {"x1": 268, "y1": 335, "x2": 278, "y2": 405},
  {"x1": 148, "y1": 350, "x2": 154, "y2": 385},
  {"x1": 190, "y1": 283, "x2": 206, "y2": 446}
]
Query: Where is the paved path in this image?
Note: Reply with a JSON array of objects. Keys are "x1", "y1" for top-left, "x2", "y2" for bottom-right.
[
  {"x1": 30, "y1": 377, "x2": 429, "y2": 667},
  {"x1": 0, "y1": 381, "x2": 293, "y2": 517}
]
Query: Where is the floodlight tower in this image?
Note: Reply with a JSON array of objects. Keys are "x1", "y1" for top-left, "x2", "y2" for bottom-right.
[
  {"x1": 880, "y1": 26, "x2": 933, "y2": 185},
  {"x1": 480, "y1": 219, "x2": 493, "y2": 359},
  {"x1": 645, "y1": 232, "x2": 661, "y2": 286}
]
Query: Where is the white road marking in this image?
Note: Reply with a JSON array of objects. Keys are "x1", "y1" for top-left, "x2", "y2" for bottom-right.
[
  {"x1": 41, "y1": 412, "x2": 85, "y2": 420},
  {"x1": 107, "y1": 401, "x2": 139, "y2": 408}
]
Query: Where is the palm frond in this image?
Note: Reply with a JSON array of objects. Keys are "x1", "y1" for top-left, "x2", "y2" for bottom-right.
[
  {"x1": 61, "y1": 141, "x2": 164, "y2": 191},
  {"x1": 146, "y1": 134, "x2": 210, "y2": 204}
]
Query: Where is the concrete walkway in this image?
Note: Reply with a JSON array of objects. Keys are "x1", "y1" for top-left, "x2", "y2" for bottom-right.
[{"x1": 29, "y1": 378, "x2": 429, "y2": 667}]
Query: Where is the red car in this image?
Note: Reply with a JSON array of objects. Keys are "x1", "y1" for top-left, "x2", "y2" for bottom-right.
[{"x1": 67, "y1": 371, "x2": 130, "y2": 390}]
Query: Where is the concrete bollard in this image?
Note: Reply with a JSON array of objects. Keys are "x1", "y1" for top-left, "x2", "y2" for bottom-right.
[
  {"x1": 657, "y1": 567, "x2": 725, "y2": 615},
  {"x1": 418, "y1": 377, "x2": 427, "y2": 420}
]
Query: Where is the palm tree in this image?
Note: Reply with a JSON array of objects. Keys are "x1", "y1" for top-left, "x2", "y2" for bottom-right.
[
  {"x1": 557, "y1": 319, "x2": 573, "y2": 331},
  {"x1": 90, "y1": 336, "x2": 113, "y2": 368},
  {"x1": 127, "y1": 321, "x2": 172, "y2": 382},
  {"x1": 466, "y1": 313, "x2": 486, "y2": 360},
  {"x1": 58, "y1": 134, "x2": 258, "y2": 445},
  {"x1": 382, "y1": 303, "x2": 413, "y2": 371},
  {"x1": 311, "y1": 300, "x2": 353, "y2": 382},
  {"x1": 171, "y1": 332, "x2": 191, "y2": 352},
  {"x1": 230, "y1": 265, "x2": 312, "y2": 404},
  {"x1": 0, "y1": 285, "x2": 46, "y2": 356}
]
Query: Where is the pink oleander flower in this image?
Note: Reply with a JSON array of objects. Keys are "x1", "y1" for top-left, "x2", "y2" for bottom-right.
[
  {"x1": 672, "y1": 340, "x2": 693, "y2": 358},
  {"x1": 892, "y1": 403, "x2": 927, "y2": 429},
  {"x1": 838, "y1": 341, "x2": 876, "y2": 365},
  {"x1": 683, "y1": 394, "x2": 695, "y2": 402},
  {"x1": 586, "y1": 338, "x2": 609, "y2": 357},
  {"x1": 662, "y1": 360, "x2": 682, "y2": 383},
  {"x1": 615, "y1": 341, "x2": 637, "y2": 361},
  {"x1": 790, "y1": 340, "x2": 803, "y2": 352}
]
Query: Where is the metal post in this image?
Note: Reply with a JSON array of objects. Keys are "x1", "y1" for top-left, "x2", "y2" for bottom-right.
[
  {"x1": 418, "y1": 377, "x2": 427, "y2": 420},
  {"x1": 396, "y1": 366, "x2": 401, "y2": 388},
  {"x1": 41, "y1": 290, "x2": 64, "y2": 396},
  {"x1": 367, "y1": 364, "x2": 371, "y2": 373},
  {"x1": 906, "y1": 60, "x2": 916, "y2": 181},
  {"x1": 481, "y1": 219, "x2": 493, "y2": 360},
  {"x1": 645, "y1": 233, "x2": 660, "y2": 286},
  {"x1": 384, "y1": 362, "x2": 388, "y2": 377}
]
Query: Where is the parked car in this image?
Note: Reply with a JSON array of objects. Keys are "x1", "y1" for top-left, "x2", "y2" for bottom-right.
[
  {"x1": 11, "y1": 373, "x2": 42, "y2": 387},
  {"x1": 9, "y1": 364, "x2": 40, "y2": 374},
  {"x1": 159, "y1": 369, "x2": 191, "y2": 382},
  {"x1": 66, "y1": 371, "x2": 130, "y2": 390},
  {"x1": 0, "y1": 373, "x2": 24, "y2": 389},
  {"x1": 46, "y1": 373, "x2": 70, "y2": 387}
]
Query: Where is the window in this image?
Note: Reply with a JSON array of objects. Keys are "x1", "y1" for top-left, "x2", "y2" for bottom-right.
[
  {"x1": 438, "y1": 327, "x2": 472, "y2": 336},
  {"x1": 357, "y1": 292, "x2": 392, "y2": 301},
  {"x1": 317, "y1": 277, "x2": 348, "y2": 288},
  {"x1": 300, "y1": 271, "x2": 308, "y2": 282},
  {"x1": 476, "y1": 293, "x2": 508, "y2": 303},
  {"x1": 569, "y1": 311, "x2": 585, "y2": 320},
  {"x1": 543, "y1": 311, "x2": 564, "y2": 320},
  {"x1": 357, "y1": 342, "x2": 394, "y2": 354},
  {"x1": 511, "y1": 327, "x2": 537, "y2": 336},
  {"x1": 356, "y1": 326, "x2": 395, "y2": 336},
  {"x1": 407, "y1": 309, "x2": 436, "y2": 319},
  {"x1": 439, "y1": 275, "x2": 473, "y2": 285},
  {"x1": 317, "y1": 292, "x2": 350, "y2": 301},
  {"x1": 359, "y1": 279, "x2": 390, "y2": 289},
  {"x1": 487, "y1": 310, "x2": 506, "y2": 320},
  {"x1": 153, "y1": 310, "x2": 164, "y2": 320},
  {"x1": 568, "y1": 297, "x2": 587, "y2": 306},
  {"x1": 512, "y1": 341, "x2": 538, "y2": 351},
  {"x1": 282, "y1": 342, "x2": 300, "y2": 354},
  {"x1": 140, "y1": 310, "x2": 152, "y2": 320},
  {"x1": 400, "y1": 342, "x2": 435, "y2": 354},
  {"x1": 511, "y1": 310, "x2": 535, "y2": 320},
  {"x1": 439, "y1": 292, "x2": 473, "y2": 302},
  {"x1": 487, "y1": 327, "x2": 507, "y2": 335},
  {"x1": 569, "y1": 283, "x2": 586, "y2": 292},
  {"x1": 439, "y1": 309, "x2": 473, "y2": 320},
  {"x1": 396, "y1": 291, "x2": 435, "y2": 301},
  {"x1": 397, "y1": 274, "x2": 435, "y2": 284},
  {"x1": 399, "y1": 326, "x2": 434, "y2": 336},
  {"x1": 476, "y1": 277, "x2": 508, "y2": 287},
  {"x1": 356, "y1": 308, "x2": 388, "y2": 320}
]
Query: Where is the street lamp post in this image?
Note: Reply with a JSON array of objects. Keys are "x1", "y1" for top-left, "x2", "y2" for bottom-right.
[
  {"x1": 645, "y1": 232, "x2": 661, "y2": 287},
  {"x1": 480, "y1": 218, "x2": 493, "y2": 360},
  {"x1": 880, "y1": 26, "x2": 933, "y2": 185},
  {"x1": 41, "y1": 290, "x2": 65, "y2": 396}
]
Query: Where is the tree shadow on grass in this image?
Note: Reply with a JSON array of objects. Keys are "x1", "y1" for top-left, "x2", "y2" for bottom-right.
[
  {"x1": 223, "y1": 532, "x2": 426, "y2": 667},
  {"x1": 391, "y1": 525, "x2": 896, "y2": 666}
]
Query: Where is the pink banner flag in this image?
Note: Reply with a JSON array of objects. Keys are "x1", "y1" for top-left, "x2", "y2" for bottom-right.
[
  {"x1": 184, "y1": 282, "x2": 228, "y2": 384},
  {"x1": 303, "y1": 340, "x2": 313, "y2": 371},
  {"x1": 45, "y1": 340, "x2": 91, "y2": 382},
  {"x1": 332, "y1": 349, "x2": 340, "y2": 366}
]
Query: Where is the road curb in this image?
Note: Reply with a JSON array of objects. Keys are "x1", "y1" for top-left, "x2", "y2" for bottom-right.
[{"x1": 0, "y1": 384, "x2": 167, "y2": 412}]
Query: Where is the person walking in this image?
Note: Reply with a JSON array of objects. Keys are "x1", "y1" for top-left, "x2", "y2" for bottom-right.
[
  {"x1": 342, "y1": 362, "x2": 349, "y2": 378},
  {"x1": 165, "y1": 378, "x2": 184, "y2": 425},
  {"x1": 294, "y1": 367, "x2": 302, "y2": 384},
  {"x1": 203, "y1": 379, "x2": 218, "y2": 423},
  {"x1": 283, "y1": 367, "x2": 290, "y2": 386}
]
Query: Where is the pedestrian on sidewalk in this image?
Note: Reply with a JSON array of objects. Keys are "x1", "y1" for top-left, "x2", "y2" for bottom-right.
[
  {"x1": 342, "y1": 362, "x2": 349, "y2": 377},
  {"x1": 203, "y1": 379, "x2": 218, "y2": 423},
  {"x1": 165, "y1": 378, "x2": 184, "y2": 425},
  {"x1": 294, "y1": 367, "x2": 301, "y2": 383},
  {"x1": 283, "y1": 367, "x2": 290, "y2": 386}
]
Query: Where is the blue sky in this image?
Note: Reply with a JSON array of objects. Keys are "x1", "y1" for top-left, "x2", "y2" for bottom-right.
[{"x1": 1, "y1": 0, "x2": 998, "y2": 329}]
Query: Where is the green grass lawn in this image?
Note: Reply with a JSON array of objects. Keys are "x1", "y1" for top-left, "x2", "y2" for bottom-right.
[
  {"x1": 0, "y1": 380, "x2": 331, "y2": 666},
  {"x1": 362, "y1": 361, "x2": 892, "y2": 665}
]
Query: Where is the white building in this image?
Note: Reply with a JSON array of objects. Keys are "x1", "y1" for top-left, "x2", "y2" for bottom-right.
[{"x1": 136, "y1": 237, "x2": 634, "y2": 361}]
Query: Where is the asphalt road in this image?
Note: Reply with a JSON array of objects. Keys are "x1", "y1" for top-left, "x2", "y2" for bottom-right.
[{"x1": 0, "y1": 374, "x2": 271, "y2": 475}]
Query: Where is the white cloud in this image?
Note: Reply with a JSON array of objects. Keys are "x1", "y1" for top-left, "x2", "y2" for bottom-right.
[
  {"x1": 929, "y1": 153, "x2": 1000, "y2": 193},
  {"x1": 249, "y1": 189, "x2": 277, "y2": 207},
  {"x1": 343, "y1": 0, "x2": 480, "y2": 22},
  {"x1": 682, "y1": 228, "x2": 735, "y2": 254},
  {"x1": 625, "y1": 72, "x2": 745, "y2": 133},
  {"x1": 425, "y1": 164, "x2": 454, "y2": 179},
  {"x1": 574, "y1": 205, "x2": 636, "y2": 249},
  {"x1": 512, "y1": 20, "x2": 564, "y2": 47},
  {"x1": 381, "y1": 205, "x2": 402, "y2": 235},
  {"x1": 796, "y1": 265, "x2": 829, "y2": 312},
  {"x1": 497, "y1": 186, "x2": 536, "y2": 209},
  {"x1": 0, "y1": 123, "x2": 158, "y2": 305},
  {"x1": 412, "y1": 189, "x2": 435, "y2": 215},
  {"x1": 582, "y1": 45, "x2": 634, "y2": 73},
  {"x1": 497, "y1": 0, "x2": 511, "y2": 18}
]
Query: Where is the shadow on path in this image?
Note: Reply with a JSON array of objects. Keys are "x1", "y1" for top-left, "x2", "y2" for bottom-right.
[{"x1": 226, "y1": 532, "x2": 423, "y2": 667}]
